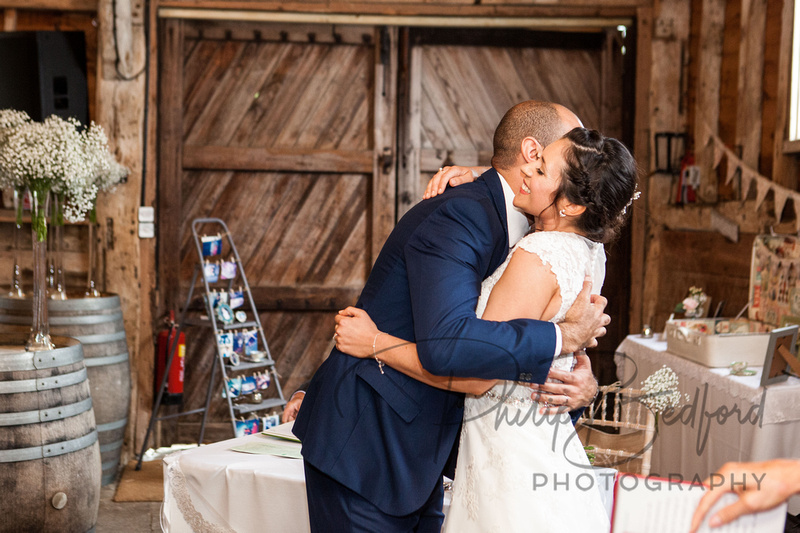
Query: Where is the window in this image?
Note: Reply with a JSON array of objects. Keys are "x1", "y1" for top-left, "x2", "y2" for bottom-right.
[{"x1": 790, "y1": 0, "x2": 800, "y2": 140}]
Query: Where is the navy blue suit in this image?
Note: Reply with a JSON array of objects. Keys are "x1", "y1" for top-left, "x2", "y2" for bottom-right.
[{"x1": 293, "y1": 170, "x2": 558, "y2": 527}]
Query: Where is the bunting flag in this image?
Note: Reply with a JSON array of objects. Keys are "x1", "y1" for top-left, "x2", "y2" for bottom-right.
[
  {"x1": 725, "y1": 156, "x2": 738, "y2": 185},
  {"x1": 755, "y1": 176, "x2": 772, "y2": 210},
  {"x1": 774, "y1": 188, "x2": 790, "y2": 222},
  {"x1": 702, "y1": 122, "x2": 800, "y2": 223},
  {"x1": 740, "y1": 167, "x2": 756, "y2": 199},
  {"x1": 713, "y1": 139, "x2": 725, "y2": 169}
]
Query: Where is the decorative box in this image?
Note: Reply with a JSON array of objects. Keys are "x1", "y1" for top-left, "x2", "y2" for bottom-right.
[{"x1": 665, "y1": 318, "x2": 773, "y2": 367}]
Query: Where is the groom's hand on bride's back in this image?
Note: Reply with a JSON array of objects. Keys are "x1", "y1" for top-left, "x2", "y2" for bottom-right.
[
  {"x1": 558, "y1": 276, "x2": 610, "y2": 355},
  {"x1": 532, "y1": 354, "x2": 598, "y2": 415}
]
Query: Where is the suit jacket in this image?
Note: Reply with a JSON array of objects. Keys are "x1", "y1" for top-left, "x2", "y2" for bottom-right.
[{"x1": 292, "y1": 169, "x2": 558, "y2": 516}]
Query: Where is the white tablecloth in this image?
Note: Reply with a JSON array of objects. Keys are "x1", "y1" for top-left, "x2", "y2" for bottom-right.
[
  {"x1": 162, "y1": 433, "x2": 309, "y2": 533},
  {"x1": 162, "y1": 428, "x2": 616, "y2": 532},
  {"x1": 616, "y1": 335, "x2": 800, "y2": 513}
]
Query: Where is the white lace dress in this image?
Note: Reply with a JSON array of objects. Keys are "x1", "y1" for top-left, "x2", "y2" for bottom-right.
[{"x1": 442, "y1": 231, "x2": 610, "y2": 533}]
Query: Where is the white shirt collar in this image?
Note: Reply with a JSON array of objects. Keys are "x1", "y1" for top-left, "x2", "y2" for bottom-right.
[{"x1": 497, "y1": 170, "x2": 530, "y2": 247}]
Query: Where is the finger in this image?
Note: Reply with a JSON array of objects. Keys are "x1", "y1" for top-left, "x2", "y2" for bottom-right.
[
  {"x1": 578, "y1": 275, "x2": 593, "y2": 297},
  {"x1": 340, "y1": 306, "x2": 359, "y2": 317},
  {"x1": 535, "y1": 382, "x2": 570, "y2": 398},
  {"x1": 708, "y1": 498, "x2": 752, "y2": 528},
  {"x1": 690, "y1": 489, "x2": 731, "y2": 532},
  {"x1": 545, "y1": 368, "x2": 574, "y2": 384}
]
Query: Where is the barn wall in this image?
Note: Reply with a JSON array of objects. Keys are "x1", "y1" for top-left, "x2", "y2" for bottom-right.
[
  {"x1": 643, "y1": 0, "x2": 799, "y2": 331},
  {"x1": 3, "y1": 0, "x2": 796, "y2": 452}
]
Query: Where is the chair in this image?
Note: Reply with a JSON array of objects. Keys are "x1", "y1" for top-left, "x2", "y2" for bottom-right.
[{"x1": 576, "y1": 384, "x2": 656, "y2": 476}]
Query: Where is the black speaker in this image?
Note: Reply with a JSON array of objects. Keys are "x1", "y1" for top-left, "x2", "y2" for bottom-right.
[{"x1": 0, "y1": 31, "x2": 88, "y2": 124}]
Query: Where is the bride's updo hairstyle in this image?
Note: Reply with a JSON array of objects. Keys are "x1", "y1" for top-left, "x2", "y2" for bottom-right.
[{"x1": 554, "y1": 127, "x2": 639, "y2": 244}]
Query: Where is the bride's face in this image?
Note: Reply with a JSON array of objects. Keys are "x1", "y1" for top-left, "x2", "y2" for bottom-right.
[{"x1": 513, "y1": 138, "x2": 567, "y2": 226}]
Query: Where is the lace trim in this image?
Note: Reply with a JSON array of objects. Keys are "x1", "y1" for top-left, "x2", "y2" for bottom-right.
[
  {"x1": 616, "y1": 337, "x2": 800, "y2": 425},
  {"x1": 166, "y1": 458, "x2": 237, "y2": 533},
  {"x1": 476, "y1": 232, "x2": 603, "y2": 324},
  {"x1": 515, "y1": 232, "x2": 603, "y2": 323}
]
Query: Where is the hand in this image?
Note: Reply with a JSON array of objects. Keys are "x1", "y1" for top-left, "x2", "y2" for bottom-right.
[
  {"x1": 558, "y1": 276, "x2": 610, "y2": 354},
  {"x1": 334, "y1": 306, "x2": 381, "y2": 358},
  {"x1": 281, "y1": 391, "x2": 305, "y2": 423},
  {"x1": 689, "y1": 459, "x2": 800, "y2": 532},
  {"x1": 530, "y1": 352, "x2": 598, "y2": 415},
  {"x1": 423, "y1": 166, "x2": 482, "y2": 199}
]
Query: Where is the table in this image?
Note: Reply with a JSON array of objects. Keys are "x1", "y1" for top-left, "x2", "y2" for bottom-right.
[
  {"x1": 162, "y1": 432, "x2": 309, "y2": 533},
  {"x1": 162, "y1": 426, "x2": 616, "y2": 532},
  {"x1": 616, "y1": 335, "x2": 800, "y2": 513}
]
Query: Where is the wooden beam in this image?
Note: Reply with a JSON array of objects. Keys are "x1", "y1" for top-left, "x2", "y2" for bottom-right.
[
  {"x1": 156, "y1": 1, "x2": 641, "y2": 19},
  {"x1": 398, "y1": 45, "x2": 422, "y2": 219},
  {"x1": 694, "y1": 0, "x2": 725, "y2": 202},
  {"x1": 649, "y1": 0, "x2": 690, "y2": 143},
  {"x1": 95, "y1": 0, "x2": 147, "y2": 465},
  {"x1": 131, "y1": 0, "x2": 160, "y2": 457},
  {"x1": 158, "y1": 8, "x2": 632, "y2": 29},
  {"x1": 246, "y1": 286, "x2": 361, "y2": 310},
  {"x1": 372, "y1": 26, "x2": 398, "y2": 262},
  {"x1": 158, "y1": 18, "x2": 185, "y2": 315},
  {"x1": 630, "y1": 6, "x2": 653, "y2": 334},
  {"x1": 182, "y1": 146, "x2": 374, "y2": 173},
  {"x1": 735, "y1": 0, "x2": 767, "y2": 170},
  {"x1": 0, "y1": 0, "x2": 97, "y2": 10},
  {"x1": 419, "y1": 149, "x2": 492, "y2": 172}
]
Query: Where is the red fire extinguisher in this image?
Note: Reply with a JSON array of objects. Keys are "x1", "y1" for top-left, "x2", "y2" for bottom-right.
[{"x1": 155, "y1": 310, "x2": 185, "y2": 404}]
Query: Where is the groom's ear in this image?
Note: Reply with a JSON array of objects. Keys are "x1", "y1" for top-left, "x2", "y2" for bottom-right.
[{"x1": 520, "y1": 137, "x2": 543, "y2": 163}]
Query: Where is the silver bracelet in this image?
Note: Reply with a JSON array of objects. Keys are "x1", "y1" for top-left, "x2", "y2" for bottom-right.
[{"x1": 372, "y1": 332, "x2": 385, "y2": 374}]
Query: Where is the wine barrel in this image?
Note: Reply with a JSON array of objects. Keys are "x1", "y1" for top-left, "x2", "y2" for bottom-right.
[
  {"x1": 0, "y1": 294, "x2": 131, "y2": 485},
  {"x1": 0, "y1": 334, "x2": 101, "y2": 533}
]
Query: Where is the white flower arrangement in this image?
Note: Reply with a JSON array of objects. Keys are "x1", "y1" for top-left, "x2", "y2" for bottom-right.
[
  {"x1": 640, "y1": 365, "x2": 690, "y2": 421},
  {"x1": 0, "y1": 110, "x2": 128, "y2": 239}
]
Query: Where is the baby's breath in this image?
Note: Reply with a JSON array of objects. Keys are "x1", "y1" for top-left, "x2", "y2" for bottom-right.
[
  {"x1": 0, "y1": 111, "x2": 128, "y2": 232},
  {"x1": 640, "y1": 365, "x2": 687, "y2": 416}
]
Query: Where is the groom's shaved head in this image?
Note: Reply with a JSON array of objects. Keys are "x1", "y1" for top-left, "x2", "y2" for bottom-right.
[{"x1": 492, "y1": 101, "x2": 581, "y2": 168}]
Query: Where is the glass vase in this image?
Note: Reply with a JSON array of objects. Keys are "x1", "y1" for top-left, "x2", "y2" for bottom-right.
[
  {"x1": 85, "y1": 205, "x2": 100, "y2": 297},
  {"x1": 50, "y1": 193, "x2": 67, "y2": 300},
  {"x1": 27, "y1": 187, "x2": 53, "y2": 351},
  {"x1": 8, "y1": 187, "x2": 24, "y2": 298}
]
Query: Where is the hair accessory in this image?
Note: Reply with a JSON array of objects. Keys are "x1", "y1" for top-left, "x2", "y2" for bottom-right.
[{"x1": 621, "y1": 188, "x2": 642, "y2": 215}]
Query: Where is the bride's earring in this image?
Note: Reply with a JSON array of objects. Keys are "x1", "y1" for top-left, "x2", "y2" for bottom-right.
[{"x1": 559, "y1": 209, "x2": 566, "y2": 218}]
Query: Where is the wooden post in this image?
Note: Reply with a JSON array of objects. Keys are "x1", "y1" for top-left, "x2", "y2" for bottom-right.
[
  {"x1": 95, "y1": 0, "x2": 148, "y2": 462},
  {"x1": 735, "y1": 0, "x2": 767, "y2": 170},
  {"x1": 694, "y1": 0, "x2": 726, "y2": 202},
  {"x1": 630, "y1": 6, "x2": 653, "y2": 334},
  {"x1": 371, "y1": 26, "x2": 398, "y2": 261},
  {"x1": 399, "y1": 45, "x2": 422, "y2": 219}
]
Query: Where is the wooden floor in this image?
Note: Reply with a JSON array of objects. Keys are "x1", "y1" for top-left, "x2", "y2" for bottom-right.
[{"x1": 97, "y1": 483, "x2": 162, "y2": 533}]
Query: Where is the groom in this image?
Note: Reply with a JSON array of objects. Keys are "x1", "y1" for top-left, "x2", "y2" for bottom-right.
[{"x1": 293, "y1": 101, "x2": 608, "y2": 532}]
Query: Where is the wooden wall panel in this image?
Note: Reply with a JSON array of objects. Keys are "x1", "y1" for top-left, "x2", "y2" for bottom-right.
[
  {"x1": 734, "y1": 0, "x2": 766, "y2": 170},
  {"x1": 399, "y1": 29, "x2": 609, "y2": 215},
  {"x1": 651, "y1": 230, "x2": 754, "y2": 329},
  {"x1": 158, "y1": 20, "x2": 389, "y2": 438}
]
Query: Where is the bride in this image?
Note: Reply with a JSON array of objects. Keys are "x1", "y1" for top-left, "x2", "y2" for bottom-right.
[{"x1": 333, "y1": 127, "x2": 638, "y2": 532}]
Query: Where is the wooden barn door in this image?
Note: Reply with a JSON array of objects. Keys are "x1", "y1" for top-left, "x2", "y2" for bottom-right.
[
  {"x1": 157, "y1": 20, "x2": 396, "y2": 440},
  {"x1": 398, "y1": 27, "x2": 633, "y2": 384}
]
